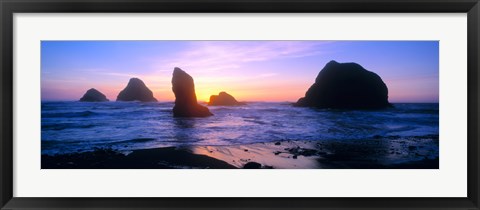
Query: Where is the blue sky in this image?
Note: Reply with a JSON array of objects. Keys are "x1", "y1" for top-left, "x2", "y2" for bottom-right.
[{"x1": 41, "y1": 41, "x2": 439, "y2": 102}]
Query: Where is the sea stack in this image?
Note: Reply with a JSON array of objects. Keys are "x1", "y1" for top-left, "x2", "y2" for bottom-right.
[
  {"x1": 208, "y1": 91, "x2": 245, "y2": 106},
  {"x1": 295, "y1": 60, "x2": 391, "y2": 109},
  {"x1": 116, "y1": 78, "x2": 157, "y2": 102},
  {"x1": 79, "y1": 88, "x2": 109, "y2": 102},
  {"x1": 171, "y1": 67, "x2": 213, "y2": 117}
]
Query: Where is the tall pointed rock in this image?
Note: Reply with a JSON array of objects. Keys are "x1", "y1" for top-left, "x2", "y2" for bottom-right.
[{"x1": 171, "y1": 67, "x2": 213, "y2": 117}]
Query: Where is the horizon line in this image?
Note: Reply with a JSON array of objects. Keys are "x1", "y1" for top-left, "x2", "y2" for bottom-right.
[{"x1": 40, "y1": 100, "x2": 440, "y2": 104}]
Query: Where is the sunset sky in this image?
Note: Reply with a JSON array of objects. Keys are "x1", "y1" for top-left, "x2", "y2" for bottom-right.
[{"x1": 41, "y1": 41, "x2": 439, "y2": 103}]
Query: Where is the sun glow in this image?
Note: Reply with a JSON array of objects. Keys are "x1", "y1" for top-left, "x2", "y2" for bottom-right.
[{"x1": 196, "y1": 92, "x2": 213, "y2": 103}]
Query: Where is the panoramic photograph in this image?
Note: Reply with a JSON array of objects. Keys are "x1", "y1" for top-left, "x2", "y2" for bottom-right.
[{"x1": 41, "y1": 41, "x2": 439, "y2": 169}]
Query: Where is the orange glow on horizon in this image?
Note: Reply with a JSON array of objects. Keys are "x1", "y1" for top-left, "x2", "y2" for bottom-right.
[
  {"x1": 90, "y1": 75, "x2": 309, "y2": 102},
  {"x1": 42, "y1": 69, "x2": 437, "y2": 103}
]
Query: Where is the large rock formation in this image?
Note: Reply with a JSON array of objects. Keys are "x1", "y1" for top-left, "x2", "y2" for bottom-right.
[
  {"x1": 208, "y1": 91, "x2": 245, "y2": 106},
  {"x1": 172, "y1": 67, "x2": 213, "y2": 117},
  {"x1": 295, "y1": 60, "x2": 391, "y2": 109},
  {"x1": 79, "y1": 88, "x2": 109, "y2": 102},
  {"x1": 116, "y1": 78, "x2": 157, "y2": 102}
]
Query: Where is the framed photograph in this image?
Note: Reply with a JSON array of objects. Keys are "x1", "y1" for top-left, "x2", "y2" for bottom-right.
[{"x1": 1, "y1": 0, "x2": 479, "y2": 209}]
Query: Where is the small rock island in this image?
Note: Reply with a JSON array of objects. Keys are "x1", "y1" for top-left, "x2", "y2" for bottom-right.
[
  {"x1": 116, "y1": 78, "x2": 157, "y2": 102},
  {"x1": 79, "y1": 88, "x2": 109, "y2": 102},
  {"x1": 172, "y1": 67, "x2": 213, "y2": 117},
  {"x1": 295, "y1": 60, "x2": 391, "y2": 109},
  {"x1": 208, "y1": 91, "x2": 245, "y2": 106}
]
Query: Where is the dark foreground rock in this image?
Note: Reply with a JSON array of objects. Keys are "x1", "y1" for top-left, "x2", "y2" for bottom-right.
[
  {"x1": 42, "y1": 147, "x2": 236, "y2": 169},
  {"x1": 208, "y1": 91, "x2": 245, "y2": 106},
  {"x1": 79, "y1": 88, "x2": 109, "y2": 102},
  {"x1": 243, "y1": 162, "x2": 262, "y2": 169},
  {"x1": 116, "y1": 78, "x2": 157, "y2": 102},
  {"x1": 295, "y1": 60, "x2": 391, "y2": 109},
  {"x1": 172, "y1": 67, "x2": 213, "y2": 117}
]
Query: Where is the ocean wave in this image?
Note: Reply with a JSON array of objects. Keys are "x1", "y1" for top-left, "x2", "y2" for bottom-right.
[
  {"x1": 41, "y1": 101, "x2": 439, "y2": 154},
  {"x1": 393, "y1": 107, "x2": 439, "y2": 115},
  {"x1": 259, "y1": 108, "x2": 281, "y2": 112},
  {"x1": 210, "y1": 107, "x2": 238, "y2": 112},
  {"x1": 42, "y1": 139, "x2": 85, "y2": 146},
  {"x1": 370, "y1": 134, "x2": 439, "y2": 140},
  {"x1": 92, "y1": 106, "x2": 125, "y2": 110},
  {"x1": 243, "y1": 119, "x2": 267, "y2": 125},
  {"x1": 42, "y1": 123, "x2": 98, "y2": 131},
  {"x1": 111, "y1": 138, "x2": 156, "y2": 144},
  {"x1": 42, "y1": 111, "x2": 99, "y2": 118}
]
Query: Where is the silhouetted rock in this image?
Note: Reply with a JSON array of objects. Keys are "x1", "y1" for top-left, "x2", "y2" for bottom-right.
[
  {"x1": 116, "y1": 78, "x2": 157, "y2": 102},
  {"x1": 79, "y1": 88, "x2": 109, "y2": 102},
  {"x1": 172, "y1": 67, "x2": 213, "y2": 117},
  {"x1": 243, "y1": 162, "x2": 262, "y2": 169},
  {"x1": 295, "y1": 60, "x2": 391, "y2": 109},
  {"x1": 208, "y1": 91, "x2": 245, "y2": 106}
]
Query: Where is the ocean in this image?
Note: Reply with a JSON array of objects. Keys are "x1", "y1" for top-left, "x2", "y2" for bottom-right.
[{"x1": 41, "y1": 102, "x2": 439, "y2": 155}]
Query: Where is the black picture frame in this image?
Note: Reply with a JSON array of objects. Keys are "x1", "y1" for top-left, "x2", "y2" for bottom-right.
[{"x1": 1, "y1": 0, "x2": 479, "y2": 209}]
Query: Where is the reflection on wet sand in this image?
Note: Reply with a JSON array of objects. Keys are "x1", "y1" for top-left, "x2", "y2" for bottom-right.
[
  {"x1": 190, "y1": 136, "x2": 439, "y2": 169},
  {"x1": 191, "y1": 141, "x2": 321, "y2": 169}
]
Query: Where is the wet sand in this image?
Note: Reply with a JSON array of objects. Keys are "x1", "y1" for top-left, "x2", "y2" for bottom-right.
[{"x1": 42, "y1": 136, "x2": 439, "y2": 169}]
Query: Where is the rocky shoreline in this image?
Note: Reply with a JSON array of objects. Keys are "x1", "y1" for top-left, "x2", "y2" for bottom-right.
[{"x1": 42, "y1": 136, "x2": 438, "y2": 169}]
